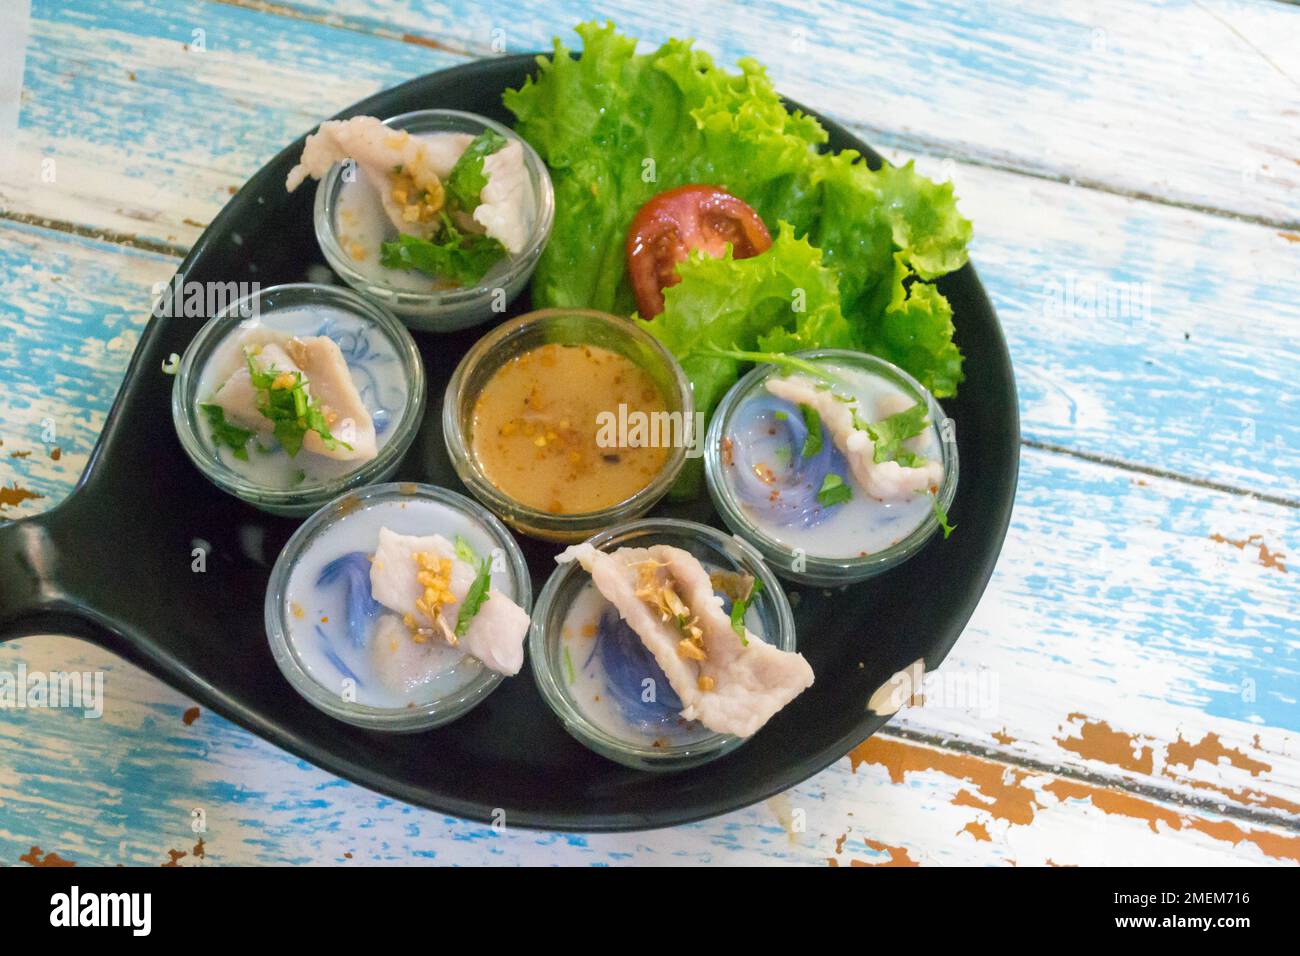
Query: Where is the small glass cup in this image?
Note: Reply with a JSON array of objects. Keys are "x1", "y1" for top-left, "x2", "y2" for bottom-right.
[
  {"x1": 442, "y1": 308, "x2": 694, "y2": 542},
  {"x1": 172, "y1": 282, "x2": 425, "y2": 517},
  {"x1": 264, "y1": 482, "x2": 531, "y2": 731},
  {"x1": 529, "y1": 518, "x2": 797, "y2": 771},
  {"x1": 312, "y1": 109, "x2": 554, "y2": 332},
  {"x1": 704, "y1": 349, "x2": 958, "y2": 586}
]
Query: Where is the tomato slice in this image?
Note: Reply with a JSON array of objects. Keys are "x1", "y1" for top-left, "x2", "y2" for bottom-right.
[{"x1": 625, "y1": 185, "x2": 772, "y2": 318}]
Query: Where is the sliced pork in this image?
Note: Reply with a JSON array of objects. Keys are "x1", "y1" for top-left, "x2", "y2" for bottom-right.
[
  {"x1": 766, "y1": 374, "x2": 943, "y2": 501},
  {"x1": 558, "y1": 542, "x2": 813, "y2": 738},
  {"x1": 370, "y1": 527, "x2": 528, "y2": 676}
]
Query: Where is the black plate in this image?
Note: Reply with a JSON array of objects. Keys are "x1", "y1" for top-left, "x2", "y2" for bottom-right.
[{"x1": 0, "y1": 55, "x2": 1019, "y2": 831}]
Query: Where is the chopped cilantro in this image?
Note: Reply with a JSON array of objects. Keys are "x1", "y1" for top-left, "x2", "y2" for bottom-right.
[
  {"x1": 245, "y1": 353, "x2": 351, "y2": 459},
  {"x1": 816, "y1": 473, "x2": 852, "y2": 507},
  {"x1": 773, "y1": 410, "x2": 788, "y2": 421},
  {"x1": 798, "y1": 404, "x2": 824, "y2": 458},
  {"x1": 858, "y1": 402, "x2": 929, "y2": 467},
  {"x1": 379, "y1": 217, "x2": 507, "y2": 287},
  {"x1": 931, "y1": 492, "x2": 956, "y2": 539},
  {"x1": 729, "y1": 578, "x2": 763, "y2": 644},
  {"x1": 445, "y1": 129, "x2": 507, "y2": 213},
  {"x1": 199, "y1": 403, "x2": 253, "y2": 460},
  {"x1": 455, "y1": 558, "x2": 492, "y2": 637}
]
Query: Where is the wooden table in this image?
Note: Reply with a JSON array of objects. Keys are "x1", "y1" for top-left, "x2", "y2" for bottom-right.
[{"x1": 1, "y1": 0, "x2": 1296, "y2": 867}]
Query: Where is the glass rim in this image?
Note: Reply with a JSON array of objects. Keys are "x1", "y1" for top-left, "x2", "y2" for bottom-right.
[
  {"x1": 171, "y1": 282, "x2": 426, "y2": 509},
  {"x1": 442, "y1": 307, "x2": 694, "y2": 535},
  {"x1": 312, "y1": 108, "x2": 555, "y2": 308},
  {"x1": 704, "y1": 348, "x2": 959, "y2": 579},
  {"x1": 263, "y1": 481, "x2": 532, "y2": 729}
]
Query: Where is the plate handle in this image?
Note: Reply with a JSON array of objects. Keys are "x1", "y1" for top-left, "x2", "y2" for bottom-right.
[
  {"x1": 0, "y1": 505, "x2": 72, "y2": 642},
  {"x1": 0, "y1": 502, "x2": 133, "y2": 653}
]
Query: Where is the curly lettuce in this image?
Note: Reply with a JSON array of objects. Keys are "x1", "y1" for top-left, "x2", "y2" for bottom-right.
[
  {"x1": 505, "y1": 20, "x2": 825, "y2": 316},
  {"x1": 505, "y1": 20, "x2": 971, "y2": 398},
  {"x1": 634, "y1": 223, "x2": 848, "y2": 422}
]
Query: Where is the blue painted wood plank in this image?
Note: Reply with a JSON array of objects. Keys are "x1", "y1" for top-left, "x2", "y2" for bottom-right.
[
  {"x1": 3, "y1": 0, "x2": 1299, "y2": 866},
  {"x1": 224, "y1": 0, "x2": 1300, "y2": 225},
  {"x1": 0, "y1": 221, "x2": 174, "y2": 514}
]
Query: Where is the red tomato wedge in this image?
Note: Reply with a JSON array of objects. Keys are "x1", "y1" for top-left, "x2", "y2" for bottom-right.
[{"x1": 625, "y1": 185, "x2": 772, "y2": 318}]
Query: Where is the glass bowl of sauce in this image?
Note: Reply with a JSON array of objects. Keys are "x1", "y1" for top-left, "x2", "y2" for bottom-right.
[{"x1": 443, "y1": 309, "x2": 693, "y2": 542}]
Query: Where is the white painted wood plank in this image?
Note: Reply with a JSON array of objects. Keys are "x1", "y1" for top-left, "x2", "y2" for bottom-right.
[
  {"x1": 3, "y1": 0, "x2": 466, "y2": 249},
  {"x1": 887, "y1": 445, "x2": 1300, "y2": 827},
  {"x1": 0, "y1": 222, "x2": 174, "y2": 515},
  {"x1": 2, "y1": 636, "x2": 1294, "y2": 865},
  {"x1": 229, "y1": 0, "x2": 1300, "y2": 225}
]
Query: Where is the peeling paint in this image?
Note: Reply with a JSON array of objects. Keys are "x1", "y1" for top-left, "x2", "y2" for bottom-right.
[
  {"x1": 1210, "y1": 533, "x2": 1288, "y2": 573},
  {"x1": 960, "y1": 820, "x2": 992, "y2": 842},
  {"x1": 0, "y1": 482, "x2": 43, "y2": 510},
  {"x1": 20, "y1": 845, "x2": 75, "y2": 867},
  {"x1": 851, "y1": 737, "x2": 1300, "y2": 864},
  {"x1": 1166, "y1": 731, "x2": 1269, "y2": 777},
  {"x1": 1055, "y1": 714, "x2": 1155, "y2": 775}
]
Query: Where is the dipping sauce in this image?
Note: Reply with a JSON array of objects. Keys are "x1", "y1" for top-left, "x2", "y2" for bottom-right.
[{"x1": 469, "y1": 342, "x2": 670, "y2": 514}]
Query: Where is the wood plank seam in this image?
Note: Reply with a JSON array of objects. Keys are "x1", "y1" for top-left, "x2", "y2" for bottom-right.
[
  {"x1": 0, "y1": 209, "x2": 191, "y2": 258},
  {"x1": 208, "y1": 0, "x2": 1300, "y2": 231},
  {"x1": 3, "y1": 212, "x2": 1289, "y2": 511},
  {"x1": 880, "y1": 726, "x2": 1300, "y2": 834},
  {"x1": 1022, "y1": 439, "x2": 1300, "y2": 510}
]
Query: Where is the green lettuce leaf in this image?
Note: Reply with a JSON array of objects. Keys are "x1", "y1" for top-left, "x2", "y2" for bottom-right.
[
  {"x1": 445, "y1": 129, "x2": 507, "y2": 213},
  {"x1": 505, "y1": 20, "x2": 824, "y2": 315},
  {"x1": 636, "y1": 223, "x2": 847, "y2": 423},
  {"x1": 505, "y1": 20, "x2": 972, "y2": 399}
]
